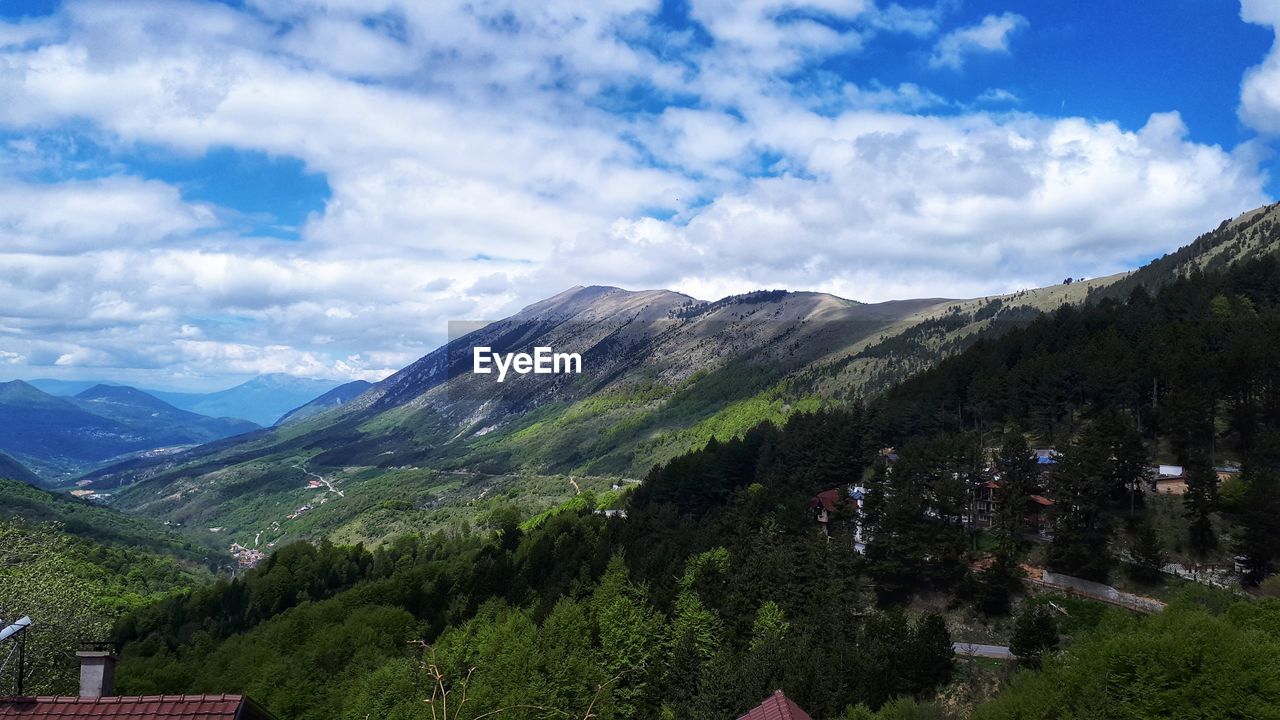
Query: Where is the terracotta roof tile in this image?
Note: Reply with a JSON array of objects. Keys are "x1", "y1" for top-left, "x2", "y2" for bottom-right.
[
  {"x1": 0, "y1": 695, "x2": 272, "y2": 720},
  {"x1": 737, "y1": 690, "x2": 813, "y2": 720}
]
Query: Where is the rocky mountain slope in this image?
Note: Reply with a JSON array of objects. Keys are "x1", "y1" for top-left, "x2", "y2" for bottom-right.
[
  {"x1": 83, "y1": 203, "x2": 1280, "y2": 547},
  {"x1": 276, "y1": 380, "x2": 373, "y2": 425}
]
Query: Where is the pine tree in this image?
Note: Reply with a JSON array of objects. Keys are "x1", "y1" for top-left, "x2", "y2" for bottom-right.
[
  {"x1": 1230, "y1": 467, "x2": 1280, "y2": 586},
  {"x1": 992, "y1": 431, "x2": 1036, "y2": 561},
  {"x1": 1127, "y1": 517, "x2": 1165, "y2": 585},
  {"x1": 908, "y1": 613, "x2": 953, "y2": 690},
  {"x1": 1183, "y1": 457, "x2": 1219, "y2": 556},
  {"x1": 1047, "y1": 424, "x2": 1115, "y2": 581}
]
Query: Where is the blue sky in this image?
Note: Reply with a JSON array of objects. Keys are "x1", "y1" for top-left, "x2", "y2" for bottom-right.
[{"x1": 0, "y1": 0, "x2": 1278, "y2": 389}]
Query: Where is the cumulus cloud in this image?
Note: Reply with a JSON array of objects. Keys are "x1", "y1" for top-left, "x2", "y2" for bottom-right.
[
  {"x1": 929, "y1": 12, "x2": 1027, "y2": 70},
  {"x1": 0, "y1": 0, "x2": 1271, "y2": 390},
  {"x1": 1240, "y1": 0, "x2": 1280, "y2": 134},
  {"x1": 0, "y1": 177, "x2": 216, "y2": 254},
  {"x1": 540, "y1": 110, "x2": 1268, "y2": 301}
]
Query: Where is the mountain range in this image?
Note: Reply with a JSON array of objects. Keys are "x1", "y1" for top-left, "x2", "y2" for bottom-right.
[
  {"x1": 0, "y1": 381, "x2": 259, "y2": 484},
  {"x1": 73, "y1": 202, "x2": 1280, "y2": 548},
  {"x1": 149, "y1": 374, "x2": 346, "y2": 427}
]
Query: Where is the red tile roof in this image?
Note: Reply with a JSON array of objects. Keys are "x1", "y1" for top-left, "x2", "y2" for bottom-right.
[
  {"x1": 0, "y1": 695, "x2": 273, "y2": 720},
  {"x1": 810, "y1": 488, "x2": 855, "y2": 512},
  {"x1": 1029, "y1": 495, "x2": 1054, "y2": 507},
  {"x1": 737, "y1": 690, "x2": 813, "y2": 720}
]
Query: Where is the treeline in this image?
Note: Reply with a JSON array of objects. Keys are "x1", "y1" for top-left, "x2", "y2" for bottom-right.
[
  {"x1": 869, "y1": 256, "x2": 1280, "y2": 584},
  {"x1": 116, "y1": 409, "x2": 967, "y2": 719},
  {"x1": 0, "y1": 519, "x2": 206, "y2": 695},
  {"x1": 110, "y1": 253, "x2": 1280, "y2": 717}
]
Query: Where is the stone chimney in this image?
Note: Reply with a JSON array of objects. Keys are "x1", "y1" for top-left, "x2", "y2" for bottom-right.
[{"x1": 75, "y1": 650, "x2": 117, "y2": 697}]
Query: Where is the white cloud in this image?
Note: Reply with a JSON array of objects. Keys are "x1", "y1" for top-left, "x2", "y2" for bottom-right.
[
  {"x1": 977, "y1": 87, "x2": 1020, "y2": 104},
  {"x1": 0, "y1": 1, "x2": 1271, "y2": 390},
  {"x1": 1240, "y1": 0, "x2": 1280, "y2": 134},
  {"x1": 538, "y1": 110, "x2": 1268, "y2": 299},
  {"x1": 0, "y1": 176, "x2": 216, "y2": 254},
  {"x1": 929, "y1": 12, "x2": 1027, "y2": 70}
]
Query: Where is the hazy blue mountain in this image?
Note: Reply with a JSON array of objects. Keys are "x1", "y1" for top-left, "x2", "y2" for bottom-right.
[
  {"x1": 0, "y1": 380, "x2": 157, "y2": 482},
  {"x1": 151, "y1": 374, "x2": 344, "y2": 426},
  {"x1": 0, "y1": 381, "x2": 260, "y2": 484},
  {"x1": 72, "y1": 385, "x2": 259, "y2": 442},
  {"x1": 26, "y1": 378, "x2": 117, "y2": 396},
  {"x1": 275, "y1": 380, "x2": 373, "y2": 425}
]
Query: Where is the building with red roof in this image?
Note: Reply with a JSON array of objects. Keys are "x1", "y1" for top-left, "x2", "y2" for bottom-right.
[
  {"x1": 0, "y1": 650, "x2": 275, "y2": 720},
  {"x1": 737, "y1": 690, "x2": 813, "y2": 720},
  {"x1": 0, "y1": 695, "x2": 274, "y2": 719}
]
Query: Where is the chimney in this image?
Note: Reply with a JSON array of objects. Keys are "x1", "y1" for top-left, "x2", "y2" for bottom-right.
[{"x1": 76, "y1": 650, "x2": 117, "y2": 697}]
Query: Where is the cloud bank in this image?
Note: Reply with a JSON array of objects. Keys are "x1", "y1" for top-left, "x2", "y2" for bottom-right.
[{"x1": 0, "y1": 0, "x2": 1273, "y2": 388}]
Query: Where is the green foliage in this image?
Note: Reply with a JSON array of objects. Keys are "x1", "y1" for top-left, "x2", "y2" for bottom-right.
[
  {"x1": 749, "y1": 602, "x2": 790, "y2": 653},
  {"x1": 1183, "y1": 457, "x2": 1219, "y2": 555},
  {"x1": 0, "y1": 477, "x2": 220, "y2": 563},
  {"x1": 1126, "y1": 517, "x2": 1166, "y2": 585},
  {"x1": 977, "y1": 599, "x2": 1280, "y2": 719},
  {"x1": 0, "y1": 519, "x2": 204, "y2": 695},
  {"x1": 1008, "y1": 604, "x2": 1058, "y2": 669},
  {"x1": 1046, "y1": 423, "x2": 1115, "y2": 581}
]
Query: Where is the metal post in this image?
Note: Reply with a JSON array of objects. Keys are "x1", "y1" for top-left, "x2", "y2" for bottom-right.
[{"x1": 16, "y1": 630, "x2": 24, "y2": 696}]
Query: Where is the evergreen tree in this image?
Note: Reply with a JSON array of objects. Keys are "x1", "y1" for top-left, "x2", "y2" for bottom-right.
[
  {"x1": 1009, "y1": 604, "x2": 1058, "y2": 669},
  {"x1": 1229, "y1": 467, "x2": 1280, "y2": 586},
  {"x1": 1047, "y1": 424, "x2": 1115, "y2": 581},
  {"x1": 1183, "y1": 456, "x2": 1219, "y2": 556},
  {"x1": 1126, "y1": 517, "x2": 1165, "y2": 585},
  {"x1": 907, "y1": 614, "x2": 953, "y2": 691},
  {"x1": 1107, "y1": 418, "x2": 1149, "y2": 514},
  {"x1": 991, "y1": 431, "x2": 1036, "y2": 560}
]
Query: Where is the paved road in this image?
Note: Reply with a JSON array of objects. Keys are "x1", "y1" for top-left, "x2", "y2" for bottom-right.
[{"x1": 952, "y1": 642, "x2": 1014, "y2": 660}]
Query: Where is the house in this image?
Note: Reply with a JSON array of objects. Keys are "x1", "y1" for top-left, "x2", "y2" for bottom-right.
[
  {"x1": 1026, "y1": 495, "x2": 1054, "y2": 537},
  {"x1": 967, "y1": 481, "x2": 1054, "y2": 539},
  {"x1": 0, "y1": 650, "x2": 276, "y2": 720},
  {"x1": 737, "y1": 689, "x2": 813, "y2": 720},
  {"x1": 1152, "y1": 465, "x2": 1187, "y2": 495},
  {"x1": 809, "y1": 486, "x2": 865, "y2": 551},
  {"x1": 972, "y1": 481, "x2": 999, "y2": 526}
]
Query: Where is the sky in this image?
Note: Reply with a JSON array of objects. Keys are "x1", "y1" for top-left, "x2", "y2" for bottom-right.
[{"x1": 1, "y1": 0, "x2": 1279, "y2": 390}]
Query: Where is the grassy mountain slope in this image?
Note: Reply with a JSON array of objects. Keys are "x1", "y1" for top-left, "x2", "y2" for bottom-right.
[
  {"x1": 0, "y1": 476, "x2": 223, "y2": 563},
  {"x1": 86, "y1": 205, "x2": 1280, "y2": 549},
  {"x1": 0, "y1": 450, "x2": 40, "y2": 485}
]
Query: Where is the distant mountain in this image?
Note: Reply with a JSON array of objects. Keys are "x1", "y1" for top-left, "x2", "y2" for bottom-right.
[
  {"x1": 84, "y1": 284, "x2": 1081, "y2": 545},
  {"x1": 73, "y1": 385, "x2": 259, "y2": 442},
  {"x1": 0, "y1": 381, "x2": 259, "y2": 484},
  {"x1": 26, "y1": 378, "x2": 116, "y2": 396},
  {"x1": 152, "y1": 374, "x2": 344, "y2": 426},
  {"x1": 0, "y1": 450, "x2": 40, "y2": 485},
  {"x1": 276, "y1": 380, "x2": 373, "y2": 425}
]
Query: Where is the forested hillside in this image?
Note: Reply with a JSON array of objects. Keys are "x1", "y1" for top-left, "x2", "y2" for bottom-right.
[
  {"x1": 0, "y1": 518, "x2": 212, "y2": 695},
  {"x1": 100, "y1": 238, "x2": 1280, "y2": 719}
]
